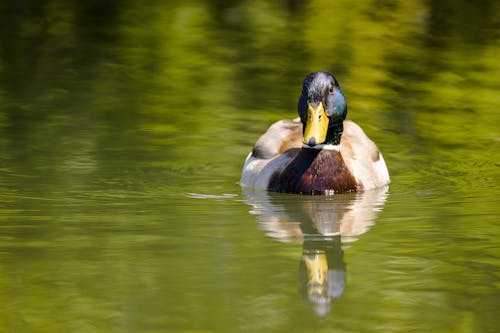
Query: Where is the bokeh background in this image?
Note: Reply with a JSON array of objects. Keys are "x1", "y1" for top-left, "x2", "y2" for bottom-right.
[{"x1": 0, "y1": 1, "x2": 499, "y2": 332}]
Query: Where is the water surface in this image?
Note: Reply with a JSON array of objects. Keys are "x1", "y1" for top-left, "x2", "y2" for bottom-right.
[{"x1": 0, "y1": 1, "x2": 499, "y2": 332}]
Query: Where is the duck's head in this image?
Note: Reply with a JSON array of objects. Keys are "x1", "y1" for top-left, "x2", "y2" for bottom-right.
[{"x1": 298, "y1": 71, "x2": 347, "y2": 146}]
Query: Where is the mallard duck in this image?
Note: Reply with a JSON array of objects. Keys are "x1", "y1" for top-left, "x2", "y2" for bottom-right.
[{"x1": 240, "y1": 71, "x2": 390, "y2": 194}]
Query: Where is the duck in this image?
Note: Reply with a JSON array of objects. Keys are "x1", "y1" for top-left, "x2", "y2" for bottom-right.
[{"x1": 240, "y1": 71, "x2": 390, "y2": 195}]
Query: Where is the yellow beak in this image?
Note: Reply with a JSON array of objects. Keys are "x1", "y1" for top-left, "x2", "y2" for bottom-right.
[
  {"x1": 303, "y1": 102, "x2": 329, "y2": 146},
  {"x1": 303, "y1": 252, "x2": 328, "y2": 295}
]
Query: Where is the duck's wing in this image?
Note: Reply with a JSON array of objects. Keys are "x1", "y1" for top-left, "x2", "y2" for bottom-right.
[
  {"x1": 252, "y1": 118, "x2": 303, "y2": 159},
  {"x1": 340, "y1": 121, "x2": 390, "y2": 190},
  {"x1": 241, "y1": 118, "x2": 303, "y2": 190}
]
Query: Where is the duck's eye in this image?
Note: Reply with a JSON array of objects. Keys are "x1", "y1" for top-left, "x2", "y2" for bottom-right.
[{"x1": 329, "y1": 86, "x2": 334, "y2": 94}]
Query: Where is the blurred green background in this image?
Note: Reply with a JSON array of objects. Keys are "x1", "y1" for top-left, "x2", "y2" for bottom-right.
[{"x1": 0, "y1": 0, "x2": 499, "y2": 332}]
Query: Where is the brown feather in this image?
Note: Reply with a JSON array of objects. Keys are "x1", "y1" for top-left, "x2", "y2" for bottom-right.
[{"x1": 268, "y1": 149, "x2": 357, "y2": 194}]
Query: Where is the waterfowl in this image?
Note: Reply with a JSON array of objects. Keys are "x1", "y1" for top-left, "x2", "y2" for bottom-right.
[{"x1": 240, "y1": 71, "x2": 390, "y2": 194}]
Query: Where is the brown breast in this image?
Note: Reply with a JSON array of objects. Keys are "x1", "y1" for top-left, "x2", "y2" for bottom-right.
[{"x1": 268, "y1": 148, "x2": 358, "y2": 195}]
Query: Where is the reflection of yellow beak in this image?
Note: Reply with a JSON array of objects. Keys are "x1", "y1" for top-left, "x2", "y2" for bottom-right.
[
  {"x1": 303, "y1": 102, "x2": 329, "y2": 146},
  {"x1": 303, "y1": 252, "x2": 328, "y2": 295}
]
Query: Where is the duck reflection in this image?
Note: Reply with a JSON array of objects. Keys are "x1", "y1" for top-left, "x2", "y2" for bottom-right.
[{"x1": 242, "y1": 187, "x2": 388, "y2": 316}]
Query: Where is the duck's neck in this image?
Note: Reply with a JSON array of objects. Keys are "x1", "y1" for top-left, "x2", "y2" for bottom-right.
[
  {"x1": 325, "y1": 122, "x2": 343, "y2": 145},
  {"x1": 301, "y1": 143, "x2": 340, "y2": 151}
]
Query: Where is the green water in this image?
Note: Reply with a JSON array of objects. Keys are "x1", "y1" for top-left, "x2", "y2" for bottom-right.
[{"x1": 0, "y1": 0, "x2": 499, "y2": 332}]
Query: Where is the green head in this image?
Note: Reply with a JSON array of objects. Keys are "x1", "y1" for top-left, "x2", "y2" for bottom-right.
[{"x1": 297, "y1": 72, "x2": 347, "y2": 146}]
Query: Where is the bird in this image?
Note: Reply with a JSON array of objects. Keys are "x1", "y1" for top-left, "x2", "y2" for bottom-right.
[{"x1": 240, "y1": 71, "x2": 390, "y2": 195}]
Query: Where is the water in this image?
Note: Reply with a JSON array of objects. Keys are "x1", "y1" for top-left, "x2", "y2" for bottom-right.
[{"x1": 0, "y1": 1, "x2": 499, "y2": 332}]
